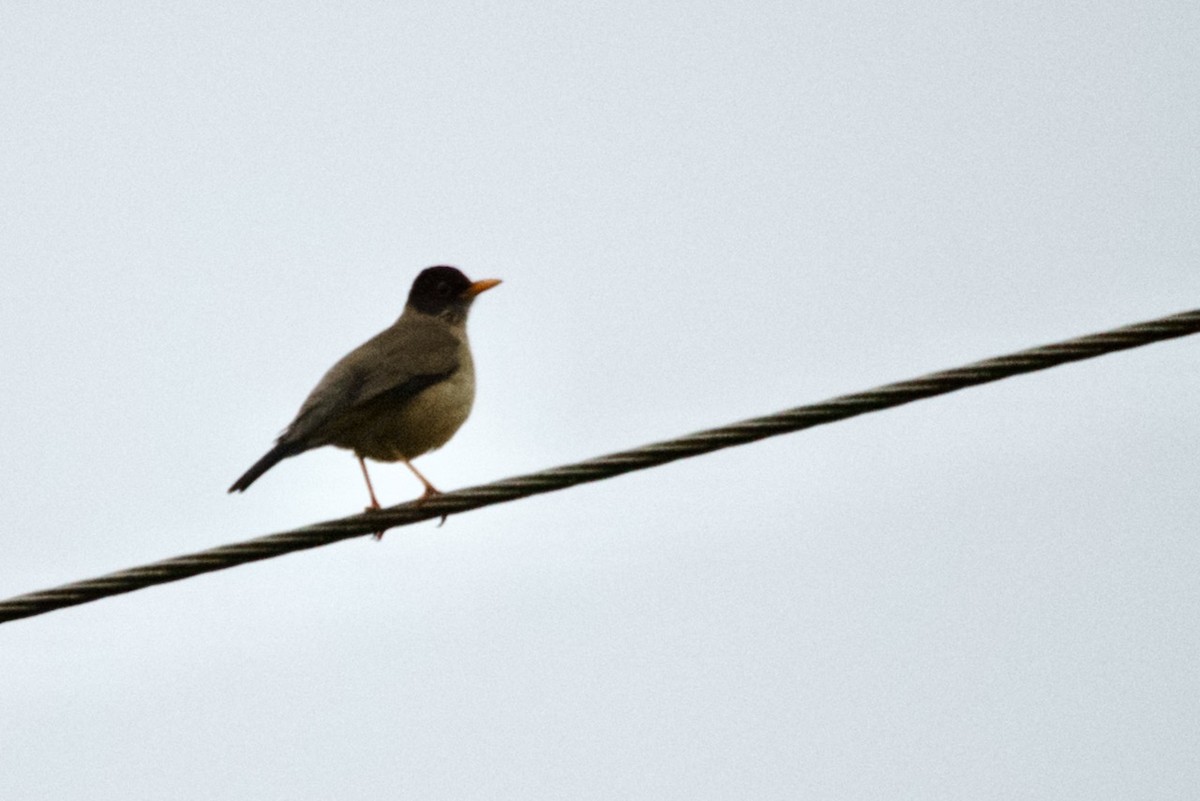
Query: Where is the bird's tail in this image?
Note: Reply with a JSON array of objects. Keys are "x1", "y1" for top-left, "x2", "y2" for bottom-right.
[{"x1": 228, "y1": 440, "x2": 306, "y2": 493}]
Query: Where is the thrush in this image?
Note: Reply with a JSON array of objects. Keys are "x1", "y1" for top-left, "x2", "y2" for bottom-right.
[{"x1": 229, "y1": 266, "x2": 500, "y2": 531}]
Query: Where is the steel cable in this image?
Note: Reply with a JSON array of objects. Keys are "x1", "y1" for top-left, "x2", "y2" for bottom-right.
[{"x1": 1, "y1": 308, "x2": 1196, "y2": 625}]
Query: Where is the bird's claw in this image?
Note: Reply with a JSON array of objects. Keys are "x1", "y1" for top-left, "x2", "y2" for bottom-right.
[
  {"x1": 363, "y1": 504, "x2": 387, "y2": 540},
  {"x1": 415, "y1": 487, "x2": 448, "y2": 527}
]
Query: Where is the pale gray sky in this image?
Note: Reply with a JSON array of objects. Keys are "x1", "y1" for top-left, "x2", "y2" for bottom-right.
[{"x1": 2, "y1": 3, "x2": 1198, "y2": 799}]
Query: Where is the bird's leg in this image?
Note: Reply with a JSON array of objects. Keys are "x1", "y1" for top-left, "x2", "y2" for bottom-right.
[
  {"x1": 404, "y1": 459, "x2": 448, "y2": 526},
  {"x1": 403, "y1": 459, "x2": 441, "y2": 499},
  {"x1": 357, "y1": 455, "x2": 387, "y2": 540},
  {"x1": 358, "y1": 455, "x2": 382, "y2": 509}
]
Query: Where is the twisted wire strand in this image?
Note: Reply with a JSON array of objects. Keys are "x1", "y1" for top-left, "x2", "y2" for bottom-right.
[{"x1": 2, "y1": 308, "x2": 1197, "y2": 625}]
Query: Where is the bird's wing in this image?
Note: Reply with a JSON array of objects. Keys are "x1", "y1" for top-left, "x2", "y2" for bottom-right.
[{"x1": 279, "y1": 316, "x2": 462, "y2": 446}]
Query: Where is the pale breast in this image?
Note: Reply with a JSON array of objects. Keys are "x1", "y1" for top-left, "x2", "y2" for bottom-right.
[{"x1": 338, "y1": 355, "x2": 477, "y2": 462}]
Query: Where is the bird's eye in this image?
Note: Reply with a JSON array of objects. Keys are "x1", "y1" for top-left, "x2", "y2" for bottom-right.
[{"x1": 436, "y1": 281, "x2": 452, "y2": 296}]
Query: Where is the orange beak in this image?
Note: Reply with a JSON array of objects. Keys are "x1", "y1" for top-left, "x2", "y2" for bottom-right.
[{"x1": 462, "y1": 278, "x2": 502, "y2": 298}]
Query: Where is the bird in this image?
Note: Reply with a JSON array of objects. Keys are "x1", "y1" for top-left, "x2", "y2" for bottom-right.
[{"x1": 228, "y1": 265, "x2": 500, "y2": 530}]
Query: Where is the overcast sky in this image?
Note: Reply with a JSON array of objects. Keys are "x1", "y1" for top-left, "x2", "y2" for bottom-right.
[{"x1": 2, "y1": 3, "x2": 1198, "y2": 799}]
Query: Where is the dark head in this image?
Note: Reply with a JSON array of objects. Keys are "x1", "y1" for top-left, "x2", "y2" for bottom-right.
[{"x1": 406, "y1": 265, "x2": 501, "y2": 321}]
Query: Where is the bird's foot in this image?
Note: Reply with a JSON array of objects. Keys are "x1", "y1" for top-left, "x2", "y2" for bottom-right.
[
  {"x1": 363, "y1": 502, "x2": 387, "y2": 541},
  {"x1": 415, "y1": 485, "x2": 448, "y2": 527}
]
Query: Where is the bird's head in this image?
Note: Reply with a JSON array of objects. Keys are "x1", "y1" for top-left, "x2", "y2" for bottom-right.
[{"x1": 406, "y1": 265, "x2": 501, "y2": 322}]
